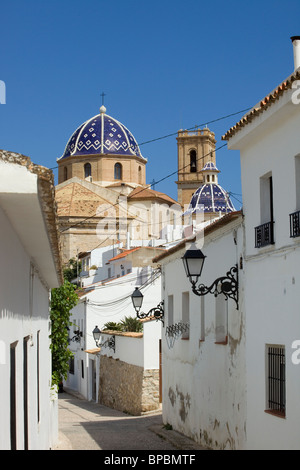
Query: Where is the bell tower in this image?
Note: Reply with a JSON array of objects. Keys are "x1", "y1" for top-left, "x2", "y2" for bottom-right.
[{"x1": 176, "y1": 127, "x2": 216, "y2": 207}]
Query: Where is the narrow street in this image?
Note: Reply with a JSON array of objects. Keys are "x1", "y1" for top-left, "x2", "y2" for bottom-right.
[{"x1": 53, "y1": 391, "x2": 205, "y2": 451}]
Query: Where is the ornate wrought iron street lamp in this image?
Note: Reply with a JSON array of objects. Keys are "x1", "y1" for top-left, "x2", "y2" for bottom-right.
[
  {"x1": 131, "y1": 287, "x2": 164, "y2": 324},
  {"x1": 92, "y1": 325, "x2": 115, "y2": 352},
  {"x1": 182, "y1": 247, "x2": 239, "y2": 309}
]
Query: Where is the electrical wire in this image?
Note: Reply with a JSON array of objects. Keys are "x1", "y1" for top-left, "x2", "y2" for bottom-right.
[
  {"x1": 59, "y1": 141, "x2": 228, "y2": 234},
  {"x1": 50, "y1": 106, "x2": 251, "y2": 171},
  {"x1": 85, "y1": 269, "x2": 161, "y2": 308},
  {"x1": 55, "y1": 106, "x2": 249, "y2": 232}
]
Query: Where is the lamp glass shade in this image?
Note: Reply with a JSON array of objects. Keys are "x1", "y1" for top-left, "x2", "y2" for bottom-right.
[
  {"x1": 131, "y1": 287, "x2": 143, "y2": 311},
  {"x1": 92, "y1": 326, "x2": 101, "y2": 343},
  {"x1": 182, "y1": 249, "x2": 206, "y2": 283}
]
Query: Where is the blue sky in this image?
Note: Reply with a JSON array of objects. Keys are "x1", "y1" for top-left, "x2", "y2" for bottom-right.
[{"x1": 1, "y1": 0, "x2": 300, "y2": 206}]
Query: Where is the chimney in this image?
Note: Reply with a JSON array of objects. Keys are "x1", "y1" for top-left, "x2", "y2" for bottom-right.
[{"x1": 291, "y1": 36, "x2": 300, "y2": 70}]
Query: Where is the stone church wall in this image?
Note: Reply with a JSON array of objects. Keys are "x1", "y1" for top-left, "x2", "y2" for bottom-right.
[{"x1": 99, "y1": 355, "x2": 160, "y2": 416}]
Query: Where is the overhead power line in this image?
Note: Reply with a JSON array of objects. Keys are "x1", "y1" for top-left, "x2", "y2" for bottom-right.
[
  {"x1": 59, "y1": 141, "x2": 227, "y2": 234},
  {"x1": 56, "y1": 106, "x2": 249, "y2": 234}
]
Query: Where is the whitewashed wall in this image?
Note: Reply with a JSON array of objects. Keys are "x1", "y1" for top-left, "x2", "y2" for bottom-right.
[
  {"x1": 0, "y1": 207, "x2": 57, "y2": 450},
  {"x1": 66, "y1": 269, "x2": 162, "y2": 400},
  {"x1": 161, "y1": 220, "x2": 246, "y2": 449},
  {"x1": 229, "y1": 86, "x2": 300, "y2": 449}
]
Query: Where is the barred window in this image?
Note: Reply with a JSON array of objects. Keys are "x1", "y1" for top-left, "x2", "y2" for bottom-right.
[
  {"x1": 69, "y1": 356, "x2": 74, "y2": 375},
  {"x1": 266, "y1": 345, "x2": 286, "y2": 417}
]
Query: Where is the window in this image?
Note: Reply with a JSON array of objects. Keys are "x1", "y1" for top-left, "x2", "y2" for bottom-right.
[
  {"x1": 69, "y1": 357, "x2": 74, "y2": 375},
  {"x1": 63, "y1": 166, "x2": 68, "y2": 181},
  {"x1": 215, "y1": 295, "x2": 228, "y2": 344},
  {"x1": 255, "y1": 173, "x2": 274, "y2": 247},
  {"x1": 10, "y1": 341, "x2": 18, "y2": 450},
  {"x1": 23, "y1": 336, "x2": 29, "y2": 450},
  {"x1": 260, "y1": 174, "x2": 274, "y2": 225},
  {"x1": 295, "y1": 154, "x2": 300, "y2": 209},
  {"x1": 114, "y1": 162, "x2": 122, "y2": 180},
  {"x1": 37, "y1": 331, "x2": 40, "y2": 423},
  {"x1": 266, "y1": 345, "x2": 286, "y2": 417},
  {"x1": 138, "y1": 166, "x2": 142, "y2": 184},
  {"x1": 168, "y1": 295, "x2": 174, "y2": 326},
  {"x1": 290, "y1": 155, "x2": 300, "y2": 237},
  {"x1": 190, "y1": 150, "x2": 197, "y2": 173},
  {"x1": 182, "y1": 292, "x2": 189, "y2": 339},
  {"x1": 84, "y1": 162, "x2": 92, "y2": 178},
  {"x1": 200, "y1": 296, "x2": 205, "y2": 342}
]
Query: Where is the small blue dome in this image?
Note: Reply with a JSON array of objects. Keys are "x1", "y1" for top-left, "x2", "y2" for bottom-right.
[
  {"x1": 201, "y1": 162, "x2": 220, "y2": 172},
  {"x1": 59, "y1": 106, "x2": 143, "y2": 160},
  {"x1": 186, "y1": 183, "x2": 235, "y2": 214}
]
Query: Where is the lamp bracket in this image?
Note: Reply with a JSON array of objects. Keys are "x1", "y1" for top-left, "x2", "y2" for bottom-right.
[
  {"x1": 97, "y1": 335, "x2": 115, "y2": 353},
  {"x1": 71, "y1": 329, "x2": 83, "y2": 343},
  {"x1": 136, "y1": 301, "x2": 164, "y2": 325},
  {"x1": 191, "y1": 265, "x2": 239, "y2": 309}
]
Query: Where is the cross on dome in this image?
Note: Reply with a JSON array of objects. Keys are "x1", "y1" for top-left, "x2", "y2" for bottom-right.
[{"x1": 59, "y1": 105, "x2": 143, "y2": 160}]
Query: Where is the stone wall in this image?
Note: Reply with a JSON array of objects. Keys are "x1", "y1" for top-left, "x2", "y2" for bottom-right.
[{"x1": 99, "y1": 355, "x2": 160, "y2": 415}]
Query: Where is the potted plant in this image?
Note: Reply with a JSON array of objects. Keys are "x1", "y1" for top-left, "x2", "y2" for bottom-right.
[{"x1": 89, "y1": 265, "x2": 98, "y2": 275}]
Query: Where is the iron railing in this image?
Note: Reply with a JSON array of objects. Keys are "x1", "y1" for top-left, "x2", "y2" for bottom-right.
[{"x1": 255, "y1": 221, "x2": 275, "y2": 248}]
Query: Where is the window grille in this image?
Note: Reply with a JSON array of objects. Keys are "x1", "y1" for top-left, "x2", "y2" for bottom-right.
[
  {"x1": 290, "y1": 210, "x2": 300, "y2": 238},
  {"x1": 255, "y1": 221, "x2": 275, "y2": 248},
  {"x1": 266, "y1": 345, "x2": 286, "y2": 417}
]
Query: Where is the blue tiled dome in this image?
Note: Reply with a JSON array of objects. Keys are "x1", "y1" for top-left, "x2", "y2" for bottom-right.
[
  {"x1": 187, "y1": 184, "x2": 235, "y2": 213},
  {"x1": 185, "y1": 161, "x2": 235, "y2": 214},
  {"x1": 59, "y1": 106, "x2": 143, "y2": 160},
  {"x1": 201, "y1": 162, "x2": 220, "y2": 172}
]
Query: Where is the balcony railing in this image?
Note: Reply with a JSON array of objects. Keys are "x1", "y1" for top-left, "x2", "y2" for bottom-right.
[
  {"x1": 290, "y1": 210, "x2": 300, "y2": 238},
  {"x1": 255, "y1": 221, "x2": 275, "y2": 248}
]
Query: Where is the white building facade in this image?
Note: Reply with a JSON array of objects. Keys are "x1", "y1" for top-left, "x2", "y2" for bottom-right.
[
  {"x1": 223, "y1": 37, "x2": 300, "y2": 450},
  {"x1": 153, "y1": 212, "x2": 246, "y2": 449},
  {"x1": 0, "y1": 151, "x2": 62, "y2": 450},
  {"x1": 65, "y1": 247, "x2": 163, "y2": 406}
]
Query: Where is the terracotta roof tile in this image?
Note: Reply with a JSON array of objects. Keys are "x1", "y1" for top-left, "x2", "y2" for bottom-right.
[
  {"x1": 128, "y1": 186, "x2": 179, "y2": 206},
  {"x1": 222, "y1": 70, "x2": 300, "y2": 141},
  {"x1": 108, "y1": 247, "x2": 140, "y2": 262}
]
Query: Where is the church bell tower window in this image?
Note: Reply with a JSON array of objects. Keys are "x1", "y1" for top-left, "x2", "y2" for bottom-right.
[
  {"x1": 84, "y1": 163, "x2": 92, "y2": 178},
  {"x1": 190, "y1": 150, "x2": 197, "y2": 173},
  {"x1": 114, "y1": 163, "x2": 122, "y2": 180}
]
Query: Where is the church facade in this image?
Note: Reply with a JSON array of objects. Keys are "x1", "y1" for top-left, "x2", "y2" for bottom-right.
[
  {"x1": 55, "y1": 105, "x2": 235, "y2": 265},
  {"x1": 55, "y1": 105, "x2": 181, "y2": 264}
]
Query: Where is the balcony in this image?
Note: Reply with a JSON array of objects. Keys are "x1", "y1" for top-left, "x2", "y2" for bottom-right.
[
  {"x1": 255, "y1": 221, "x2": 275, "y2": 248},
  {"x1": 290, "y1": 210, "x2": 300, "y2": 238}
]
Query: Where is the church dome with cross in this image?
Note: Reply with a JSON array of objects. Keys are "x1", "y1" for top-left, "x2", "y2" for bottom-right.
[
  {"x1": 185, "y1": 162, "x2": 235, "y2": 216},
  {"x1": 59, "y1": 105, "x2": 143, "y2": 160},
  {"x1": 57, "y1": 104, "x2": 147, "y2": 187}
]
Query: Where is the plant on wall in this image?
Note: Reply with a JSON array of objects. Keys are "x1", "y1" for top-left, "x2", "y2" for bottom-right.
[
  {"x1": 102, "y1": 321, "x2": 123, "y2": 331},
  {"x1": 119, "y1": 316, "x2": 143, "y2": 333},
  {"x1": 102, "y1": 316, "x2": 143, "y2": 333},
  {"x1": 49, "y1": 280, "x2": 78, "y2": 387},
  {"x1": 63, "y1": 257, "x2": 81, "y2": 283}
]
